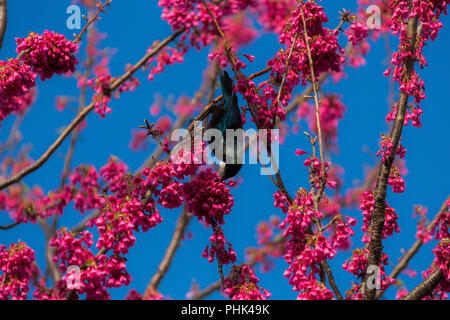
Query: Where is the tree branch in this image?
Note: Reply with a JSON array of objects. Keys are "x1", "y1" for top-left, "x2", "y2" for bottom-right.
[
  {"x1": 73, "y1": 0, "x2": 112, "y2": 44},
  {"x1": 364, "y1": 3, "x2": 417, "y2": 300},
  {"x1": 402, "y1": 268, "x2": 444, "y2": 300},
  {"x1": 276, "y1": 34, "x2": 298, "y2": 106},
  {"x1": 363, "y1": 13, "x2": 418, "y2": 300},
  {"x1": 0, "y1": 0, "x2": 6, "y2": 50},
  {"x1": 0, "y1": 221, "x2": 21, "y2": 230},
  {"x1": 298, "y1": 3, "x2": 342, "y2": 300},
  {"x1": 146, "y1": 206, "x2": 193, "y2": 291},
  {"x1": 0, "y1": 29, "x2": 184, "y2": 192},
  {"x1": 376, "y1": 197, "x2": 450, "y2": 299},
  {"x1": 190, "y1": 235, "x2": 285, "y2": 300}
]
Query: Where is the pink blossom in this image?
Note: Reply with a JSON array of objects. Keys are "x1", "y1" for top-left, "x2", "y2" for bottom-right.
[
  {"x1": 347, "y1": 20, "x2": 369, "y2": 45},
  {"x1": 0, "y1": 59, "x2": 37, "y2": 124},
  {"x1": 0, "y1": 241, "x2": 35, "y2": 300},
  {"x1": 224, "y1": 264, "x2": 271, "y2": 300},
  {"x1": 16, "y1": 31, "x2": 79, "y2": 80},
  {"x1": 182, "y1": 168, "x2": 234, "y2": 226}
]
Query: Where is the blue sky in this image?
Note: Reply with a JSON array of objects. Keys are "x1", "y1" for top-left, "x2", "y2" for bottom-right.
[{"x1": 0, "y1": 1, "x2": 449, "y2": 300}]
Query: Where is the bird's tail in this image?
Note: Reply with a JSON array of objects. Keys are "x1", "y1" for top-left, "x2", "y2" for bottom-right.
[{"x1": 218, "y1": 69, "x2": 234, "y2": 106}]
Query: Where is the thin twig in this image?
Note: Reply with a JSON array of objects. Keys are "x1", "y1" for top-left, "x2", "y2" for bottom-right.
[
  {"x1": 276, "y1": 34, "x2": 298, "y2": 106},
  {"x1": 0, "y1": 221, "x2": 21, "y2": 230},
  {"x1": 73, "y1": 0, "x2": 112, "y2": 44},
  {"x1": 299, "y1": 4, "x2": 326, "y2": 197}
]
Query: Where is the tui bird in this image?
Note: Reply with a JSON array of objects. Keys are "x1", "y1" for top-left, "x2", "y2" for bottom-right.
[{"x1": 206, "y1": 69, "x2": 244, "y2": 181}]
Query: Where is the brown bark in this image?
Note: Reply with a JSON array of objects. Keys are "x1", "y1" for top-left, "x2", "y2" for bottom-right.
[{"x1": 364, "y1": 14, "x2": 418, "y2": 300}]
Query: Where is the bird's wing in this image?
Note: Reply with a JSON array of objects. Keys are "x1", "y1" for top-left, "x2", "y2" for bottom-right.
[{"x1": 206, "y1": 101, "x2": 226, "y2": 131}]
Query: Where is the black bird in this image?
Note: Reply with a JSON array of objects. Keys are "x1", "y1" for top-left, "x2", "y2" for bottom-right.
[{"x1": 206, "y1": 69, "x2": 243, "y2": 181}]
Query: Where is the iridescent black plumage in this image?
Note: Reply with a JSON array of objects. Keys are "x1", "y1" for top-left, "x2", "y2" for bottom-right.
[{"x1": 207, "y1": 69, "x2": 243, "y2": 181}]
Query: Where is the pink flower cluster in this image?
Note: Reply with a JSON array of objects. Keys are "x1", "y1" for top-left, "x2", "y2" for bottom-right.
[
  {"x1": 268, "y1": 1, "x2": 344, "y2": 97},
  {"x1": 420, "y1": 202, "x2": 449, "y2": 298},
  {"x1": 433, "y1": 239, "x2": 450, "y2": 285},
  {"x1": 182, "y1": 168, "x2": 237, "y2": 266},
  {"x1": 277, "y1": 189, "x2": 343, "y2": 299},
  {"x1": 16, "y1": 31, "x2": 79, "y2": 81},
  {"x1": 255, "y1": 216, "x2": 278, "y2": 246},
  {"x1": 224, "y1": 264, "x2": 271, "y2": 300},
  {"x1": 0, "y1": 241, "x2": 35, "y2": 300},
  {"x1": 343, "y1": 39, "x2": 370, "y2": 70},
  {"x1": 0, "y1": 163, "x2": 106, "y2": 224},
  {"x1": 155, "y1": 115, "x2": 174, "y2": 135},
  {"x1": 87, "y1": 67, "x2": 112, "y2": 118},
  {"x1": 70, "y1": 165, "x2": 105, "y2": 214},
  {"x1": 125, "y1": 288, "x2": 164, "y2": 300},
  {"x1": 347, "y1": 20, "x2": 369, "y2": 45},
  {"x1": 386, "y1": 104, "x2": 424, "y2": 128},
  {"x1": 0, "y1": 59, "x2": 37, "y2": 124},
  {"x1": 303, "y1": 156, "x2": 337, "y2": 191},
  {"x1": 273, "y1": 190, "x2": 289, "y2": 214},
  {"x1": 236, "y1": 77, "x2": 277, "y2": 129},
  {"x1": 388, "y1": 167, "x2": 406, "y2": 193},
  {"x1": 224, "y1": 13, "x2": 259, "y2": 49},
  {"x1": 376, "y1": 135, "x2": 406, "y2": 163},
  {"x1": 173, "y1": 96, "x2": 199, "y2": 117},
  {"x1": 413, "y1": 206, "x2": 433, "y2": 244},
  {"x1": 202, "y1": 227, "x2": 237, "y2": 265},
  {"x1": 156, "y1": 0, "x2": 257, "y2": 81},
  {"x1": 245, "y1": 217, "x2": 285, "y2": 273},
  {"x1": 252, "y1": 0, "x2": 297, "y2": 34},
  {"x1": 385, "y1": 0, "x2": 449, "y2": 111},
  {"x1": 330, "y1": 215, "x2": 357, "y2": 251},
  {"x1": 182, "y1": 168, "x2": 234, "y2": 226},
  {"x1": 159, "y1": 0, "x2": 255, "y2": 48},
  {"x1": 49, "y1": 230, "x2": 131, "y2": 300},
  {"x1": 342, "y1": 248, "x2": 394, "y2": 296},
  {"x1": 296, "y1": 95, "x2": 347, "y2": 151},
  {"x1": 360, "y1": 190, "x2": 400, "y2": 243},
  {"x1": 129, "y1": 129, "x2": 149, "y2": 152},
  {"x1": 147, "y1": 46, "x2": 185, "y2": 81},
  {"x1": 86, "y1": 56, "x2": 140, "y2": 118},
  {"x1": 432, "y1": 200, "x2": 450, "y2": 241}
]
